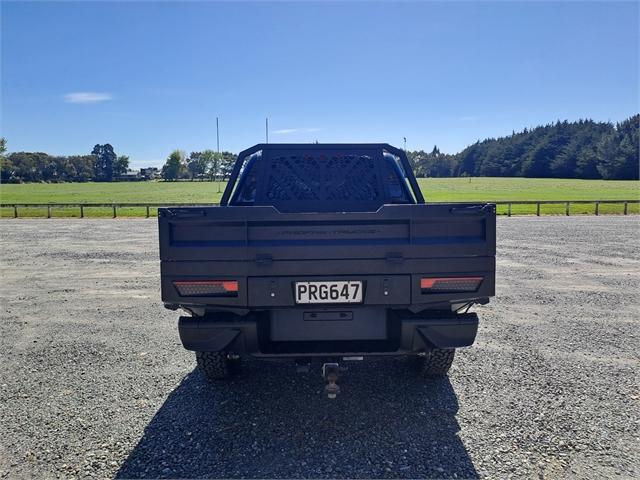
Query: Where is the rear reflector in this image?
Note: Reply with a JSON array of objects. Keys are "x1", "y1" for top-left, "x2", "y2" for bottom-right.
[
  {"x1": 173, "y1": 280, "x2": 239, "y2": 297},
  {"x1": 420, "y1": 277, "x2": 483, "y2": 293}
]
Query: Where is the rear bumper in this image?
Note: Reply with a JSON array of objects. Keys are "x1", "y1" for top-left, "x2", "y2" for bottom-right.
[
  {"x1": 178, "y1": 311, "x2": 479, "y2": 357},
  {"x1": 162, "y1": 267, "x2": 495, "y2": 315}
]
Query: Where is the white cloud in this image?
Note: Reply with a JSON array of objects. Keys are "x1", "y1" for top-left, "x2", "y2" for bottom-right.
[
  {"x1": 272, "y1": 127, "x2": 321, "y2": 135},
  {"x1": 64, "y1": 92, "x2": 113, "y2": 104}
]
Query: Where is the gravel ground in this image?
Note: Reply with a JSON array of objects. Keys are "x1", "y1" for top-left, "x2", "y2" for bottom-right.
[{"x1": 0, "y1": 217, "x2": 638, "y2": 479}]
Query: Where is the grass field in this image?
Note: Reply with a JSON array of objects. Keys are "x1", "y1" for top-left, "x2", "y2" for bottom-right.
[{"x1": 1, "y1": 177, "x2": 638, "y2": 217}]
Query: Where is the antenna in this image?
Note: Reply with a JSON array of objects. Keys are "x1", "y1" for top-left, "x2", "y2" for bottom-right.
[{"x1": 265, "y1": 117, "x2": 269, "y2": 143}]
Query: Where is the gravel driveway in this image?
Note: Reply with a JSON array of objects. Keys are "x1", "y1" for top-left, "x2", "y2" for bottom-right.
[{"x1": 1, "y1": 217, "x2": 638, "y2": 479}]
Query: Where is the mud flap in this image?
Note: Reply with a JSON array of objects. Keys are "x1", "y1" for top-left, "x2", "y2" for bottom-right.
[
  {"x1": 414, "y1": 313, "x2": 479, "y2": 349},
  {"x1": 178, "y1": 316, "x2": 241, "y2": 352}
]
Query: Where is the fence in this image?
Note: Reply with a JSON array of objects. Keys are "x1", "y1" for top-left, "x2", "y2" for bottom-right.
[
  {"x1": 495, "y1": 199, "x2": 639, "y2": 216},
  {"x1": 0, "y1": 203, "x2": 207, "y2": 218},
  {"x1": 0, "y1": 200, "x2": 639, "y2": 218}
]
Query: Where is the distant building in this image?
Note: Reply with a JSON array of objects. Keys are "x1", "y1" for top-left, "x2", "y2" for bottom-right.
[
  {"x1": 115, "y1": 169, "x2": 142, "y2": 181},
  {"x1": 140, "y1": 167, "x2": 161, "y2": 180}
]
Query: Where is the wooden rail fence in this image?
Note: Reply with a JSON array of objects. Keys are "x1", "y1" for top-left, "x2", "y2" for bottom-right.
[{"x1": 0, "y1": 200, "x2": 638, "y2": 218}]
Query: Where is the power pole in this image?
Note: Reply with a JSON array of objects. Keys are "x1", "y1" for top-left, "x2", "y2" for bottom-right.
[{"x1": 216, "y1": 117, "x2": 221, "y2": 193}]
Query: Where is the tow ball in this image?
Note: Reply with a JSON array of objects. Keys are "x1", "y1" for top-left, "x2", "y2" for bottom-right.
[{"x1": 322, "y1": 362, "x2": 340, "y2": 399}]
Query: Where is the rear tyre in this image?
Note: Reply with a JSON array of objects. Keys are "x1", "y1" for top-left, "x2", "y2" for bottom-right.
[
  {"x1": 196, "y1": 351, "x2": 240, "y2": 381},
  {"x1": 414, "y1": 348, "x2": 455, "y2": 376}
]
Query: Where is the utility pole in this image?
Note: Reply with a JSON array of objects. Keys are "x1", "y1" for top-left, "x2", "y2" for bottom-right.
[
  {"x1": 403, "y1": 137, "x2": 407, "y2": 151},
  {"x1": 216, "y1": 117, "x2": 221, "y2": 193},
  {"x1": 265, "y1": 117, "x2": 269, "y2": 143},
  {"x1": 216, "y1": 117, "x2": 220, "y2": 153}
]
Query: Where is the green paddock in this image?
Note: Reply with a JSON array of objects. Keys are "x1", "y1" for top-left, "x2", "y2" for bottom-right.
[{"x1": 1, "y1": 177, "x2": 638, "y2": 217}]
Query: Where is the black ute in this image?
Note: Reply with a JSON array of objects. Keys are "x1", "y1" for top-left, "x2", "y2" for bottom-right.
[{"x1": 158, "y1": 144, "x2": 495, "y2": 391}]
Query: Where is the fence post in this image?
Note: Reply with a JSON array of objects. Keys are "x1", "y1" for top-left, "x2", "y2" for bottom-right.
[
  {"x1": 113, "y1": 205, "x2": 117, "y2": 218},
  {"x1": 595, "y1": 202, "x2": 599, "y2": 216},
  {"x1": 508, "y1": 203, "x2": 511, "y2": 217},
  {"x1": 565, "y1": 202, "x2": 570, "y2": 216},
  {"x1": 80, "y1": 205, "x2": 84, "y2": 218},
  {"x1": 536, "y1": 203, "x2": 540, "y2": 216},
  {"x1": 47, "y1": 205, "x2": 51, "y2": 218},
  {"x1": 146, "y1": 205, "x2": 150, "y2": 218},
  {"x1": 14, "y1": 205, "x2": 18, "y2": 218},
  {"x1": 624, "y1": 202, "x2": 628, "y2": 215}
]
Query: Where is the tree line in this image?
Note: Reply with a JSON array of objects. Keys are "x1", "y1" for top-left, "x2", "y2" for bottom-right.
[
  {"x1": 160, "y1": 149, "x2": 238, "y2": 181},
  {"x1": 407, "y1": 114, "x2": 639, "y2": 180},
  {"x1": 0, "y1": 140, "x2": 239, "y2": 183},
  {"x1": 0, "y1": 143, "x2": 130, "y2": 183},
  {"x1": 1, "y1": 114, "x2": 637, "y2": 183}
]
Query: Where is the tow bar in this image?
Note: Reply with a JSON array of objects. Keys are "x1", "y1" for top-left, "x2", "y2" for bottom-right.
[{"x1": 322, "y1": 362, "x2": 340, "y2": 399}]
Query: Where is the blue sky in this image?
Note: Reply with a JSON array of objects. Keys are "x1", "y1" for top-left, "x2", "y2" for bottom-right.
[{"x1": 2, "y1": 1, "x2": 638, "y2": 168}]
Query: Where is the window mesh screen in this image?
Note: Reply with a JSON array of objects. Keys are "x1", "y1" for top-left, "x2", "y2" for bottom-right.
[{"x1": 266, "y1": 154, "x2": 379, "y2": 202}]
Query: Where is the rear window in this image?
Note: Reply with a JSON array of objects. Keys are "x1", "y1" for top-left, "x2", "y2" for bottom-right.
[
  {"x1": 231, "y1": 154, "x2": 259, "y2": 206},
  {"x1": 383, "y1": 154, "x2": 412, "y2": 203}
]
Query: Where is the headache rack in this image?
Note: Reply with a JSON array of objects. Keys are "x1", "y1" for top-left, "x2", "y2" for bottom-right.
[{"x1": 220, "y1": 143, "x2": 425, "y2": 213}]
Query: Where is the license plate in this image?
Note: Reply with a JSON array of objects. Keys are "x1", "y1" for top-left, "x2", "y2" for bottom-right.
[{"x1": 294, "y1": 281, "x2": 363, "y2": 304}]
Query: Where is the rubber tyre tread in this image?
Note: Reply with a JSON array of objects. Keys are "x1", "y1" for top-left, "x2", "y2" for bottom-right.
[
  {"x1": 196, "y1": 351, "x2": 233, "y2": 381},
  {"x1": 415, "y1": 348, "x2": 455, "y2": 376}
]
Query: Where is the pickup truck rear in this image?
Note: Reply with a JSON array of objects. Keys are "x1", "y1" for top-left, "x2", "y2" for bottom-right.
[{"x1": 159, "y1": 143, "x2": 495, "y2": 396}]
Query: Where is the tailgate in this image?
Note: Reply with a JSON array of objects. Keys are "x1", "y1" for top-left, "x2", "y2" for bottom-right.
[
  {"x1": 159, "y1": 204, "x2": 494, "y2": 261},
  {"x1": 159, "y1": 203, "x2": 495, "y2": 308}
]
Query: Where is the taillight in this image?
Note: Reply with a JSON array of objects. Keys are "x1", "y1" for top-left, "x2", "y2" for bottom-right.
[
  {"x1": 420, "y1": 277, "x2": 483, "y2": 293},
  {"x1": 173, "y1": 280, "x2": 239, "y2": 297}
]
